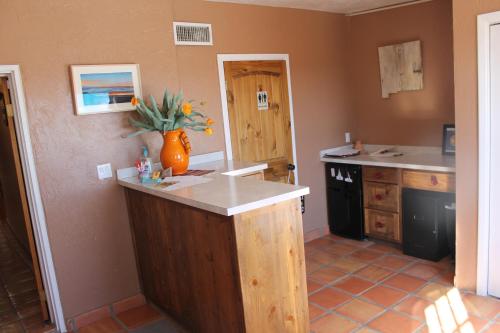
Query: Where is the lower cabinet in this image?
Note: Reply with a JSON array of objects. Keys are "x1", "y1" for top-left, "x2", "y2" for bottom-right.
[
  {"x1": 362, "y1": 166, "x2": 401, "y2": 243},
  {"x1": 364, "y1": 209, "x2": 400, "y2": 242},
  {"x1": 402, "y1": 188, "x2": 455, "y2": 261},
  {"x1": 361, "y1": 167, "x2": 455, "y2": 247}
]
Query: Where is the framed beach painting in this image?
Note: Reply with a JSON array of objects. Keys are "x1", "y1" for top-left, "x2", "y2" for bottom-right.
[{"x1": 70, "y1": 64, "x2": 142, "y2": 115}]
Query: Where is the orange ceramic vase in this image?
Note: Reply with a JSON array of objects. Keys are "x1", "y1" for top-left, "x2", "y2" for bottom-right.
[{"x1": 160, "y1": 129, "x2": 191, "y2": 175}]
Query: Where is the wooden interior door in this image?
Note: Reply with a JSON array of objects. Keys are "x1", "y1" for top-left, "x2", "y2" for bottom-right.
[
  {"x1": 0, "y1": 78, "x2": 50, "y2": 321},
  {"x1": 224, "y1": 60, "x2": 295, "y2": 183}
]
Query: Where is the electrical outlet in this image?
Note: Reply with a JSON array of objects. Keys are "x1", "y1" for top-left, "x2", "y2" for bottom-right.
[
  {"x1": 97, "y1": 163, "x2": 113, "y2": 180},
  {"x1": 345, "y1": 132, "x2": 351, "y2": 143}
]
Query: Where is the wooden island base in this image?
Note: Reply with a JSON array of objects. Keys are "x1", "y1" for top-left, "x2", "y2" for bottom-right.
[{"x1": 125, "y1": 189, "x2": 309, "y2": 333}]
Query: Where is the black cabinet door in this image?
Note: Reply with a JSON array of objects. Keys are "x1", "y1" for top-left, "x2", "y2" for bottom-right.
[
  {"x1": 325, "y1": 163, "x2": 364, "y2": 240},
  {"x1": 327, "y1": 186, "x2": 349, "y2": 234},
  {"x1": 402, "y1": 189, "x2": 453, "y2": 261}
]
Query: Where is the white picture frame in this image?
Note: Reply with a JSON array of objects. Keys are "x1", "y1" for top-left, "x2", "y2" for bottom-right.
[{"x1": 70, "y1": 64, "x2": 142, "y2": 115}]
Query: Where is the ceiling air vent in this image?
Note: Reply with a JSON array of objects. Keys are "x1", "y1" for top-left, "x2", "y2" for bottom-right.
[{"x1": 173, "y1": 22, "x2": 213, "y2": 46}]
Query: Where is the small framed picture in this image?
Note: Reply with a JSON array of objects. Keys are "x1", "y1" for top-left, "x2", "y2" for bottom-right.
[
  {"x1": 442, "y1": 124, "x2": 456, "y2": 155},
  {"x1": 70, "y1": 64, "x2": 142, "y2": 115}
]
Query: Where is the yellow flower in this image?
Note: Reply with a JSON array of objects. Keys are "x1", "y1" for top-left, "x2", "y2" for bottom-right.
[
  {"x1": 182, "y1": 102, "x2": 192, "y2": 115},
  {"x1": 204, "y1": 127, "x2": 213, "y2": 136},
  {"x1": 131, "y1": 97, "x2": 139, "y2": 106},
  {"x1": 206, "y1": 118, "x2": 214, "y2": 126}
]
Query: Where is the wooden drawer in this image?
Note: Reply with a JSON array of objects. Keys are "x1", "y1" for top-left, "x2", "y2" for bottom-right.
[
  {"x1": 241, "y1": 171, "x2": 264, "y2": 180},
  {"x1": 364, "y1": 209, "x2": 401, "y2": 243},
  {"x1": 363, "y1": 166, "x2": 400, "y2": 184},
  {"x1": 402, "y1": 170, "x2": 455, "y2": 193},
  {"x1": 364, "y1": 181, "x2": 400, "y2": 212}
]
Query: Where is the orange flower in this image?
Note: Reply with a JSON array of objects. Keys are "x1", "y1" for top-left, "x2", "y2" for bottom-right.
[
  {"x1": 206, "y1": 118, "x2": 214, "y2": 126},
  {"x1": 204, "y1": 127, "x2": 213, "y2": 136},
  {"x1": 182, "y1": 102, "x2": 192, "y2": 115},
  {"x1": 131, "y1": 97, "x2": 139, "y2": 106}
]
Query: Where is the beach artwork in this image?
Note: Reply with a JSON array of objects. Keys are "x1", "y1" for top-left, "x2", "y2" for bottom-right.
[
  {"x1": 71, "y1": 64, "x2": 142, "y2": 115},
  {"x1": 81, "y1": 72, "x2": 134, "y2": 106}
]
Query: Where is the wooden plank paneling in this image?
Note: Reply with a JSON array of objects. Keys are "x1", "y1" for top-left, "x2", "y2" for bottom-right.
[
  {"x1": 233, "y1": 199, "x2": 309, "y2": 333},
  {"x1": 125, "y1": 189, "x2": 245, "y2": 332}
]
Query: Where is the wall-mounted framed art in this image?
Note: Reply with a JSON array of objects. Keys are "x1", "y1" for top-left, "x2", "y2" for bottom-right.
[
  {"x1": 70, "y1": 64, "x2": 142, "y2": 115},
  {"x1": 442, "y1": 124, "x2": 456, "y2": 155}
]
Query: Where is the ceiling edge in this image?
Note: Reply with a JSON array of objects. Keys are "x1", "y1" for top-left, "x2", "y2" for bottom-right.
[{"x1": 346, "y1": 0, "x2": 434, "y2": 16}]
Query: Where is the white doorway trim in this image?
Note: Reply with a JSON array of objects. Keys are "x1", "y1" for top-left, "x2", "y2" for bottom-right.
[
  {"x1": 216, "y1": 54, "x2": 299, "y2": 184},
  {"x1": 477, "y1": 12, "x2": 500, "y2": 296},
  {"x1": 0, "y1": 65, "x2": 66, "y2": 331}
]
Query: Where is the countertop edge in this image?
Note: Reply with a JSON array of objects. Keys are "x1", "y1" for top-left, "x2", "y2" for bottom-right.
[
  {"x1": 221, "y1": 163, "x2": 268, "y2": 176},
  {"x1": 320, "y1": 157, "x2": 456, "y2": 173},
  {"x1": 226, "y1": 187, "x2": 310, "y2": 216},
  {"x1": 118, "y1": 177, "x2": 309, "y2": 216}
]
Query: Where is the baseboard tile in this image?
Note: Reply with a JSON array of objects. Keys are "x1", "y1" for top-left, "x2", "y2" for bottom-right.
[
  {"x1": 304, "y1": 226, "x2": 330, "y2": 243},
  {"x1": 70, "y1": 293, "x2": 145, "y2": 330}
]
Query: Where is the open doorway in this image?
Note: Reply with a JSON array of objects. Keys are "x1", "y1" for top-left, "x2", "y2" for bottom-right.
[
  {"x1": 0, "y1": 77, "x2": 53, "y2": 331},
  {"x1": 217, "y1": 54, "x2": 299, "y2": 184},
  {"x1": 0, "y1": 67, "x2": 65, "y2": 332}
]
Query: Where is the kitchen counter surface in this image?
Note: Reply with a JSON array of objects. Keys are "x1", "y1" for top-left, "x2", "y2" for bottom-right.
[
  {"x1": 320, "y1": 145, "x2": 455, "y2": 173},
  {"x1": 117, "y1": 156, "x2": 309, "y2": 216}
]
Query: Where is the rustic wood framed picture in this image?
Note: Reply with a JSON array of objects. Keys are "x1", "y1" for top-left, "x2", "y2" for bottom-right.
[
  {"x1": 70, "y1": 64, "x2": 142, "y2": 115},
  {"x1": 442, "y1": 124, "x2": 456, "y2": 155}
]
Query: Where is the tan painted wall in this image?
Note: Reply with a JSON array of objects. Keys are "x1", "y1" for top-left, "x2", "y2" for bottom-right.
[
  {"x1": 452, "y1": 0, "x2": 500, "y2": 290},
  {"x1": 0, "y1": 0, "x2": 353, "y2": 318},
  {"x1": 349, "y1": 0, "x2": 455, "y2": 146},
  {"x1": 0, "y1": 90, "x2": 29, "y2": 250}
]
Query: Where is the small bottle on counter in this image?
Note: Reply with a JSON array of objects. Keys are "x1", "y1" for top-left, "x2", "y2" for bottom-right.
[{"x1": 137, "y1": 146, "x2": 153, "y2": 183}]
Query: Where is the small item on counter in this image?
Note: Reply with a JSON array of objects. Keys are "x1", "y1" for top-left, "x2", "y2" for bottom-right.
[
  {"x1": 161, "y1": 167, "x2": 173, "y2": 178},
  {"x1": 353, "y1": 140, "x2": 364, "y2": 151},
  {"x1": 324, "y1": 146, "x2": 360, "y2": 158},
  {"x1": 151, "y1": 170, "x2": 161, "y2": 180},
  {"x1": 155, "y1": 181, "x2": 179, "y2": 189},
  {"x1": 369, "y1": 147, "x2": 404, "y2": 157},
  {"x1": 182, "y1": 170, "x2": 215, "y2": 176},
  {"x1": 137, "y1": 146, "x2": 156, "y2": 184}
]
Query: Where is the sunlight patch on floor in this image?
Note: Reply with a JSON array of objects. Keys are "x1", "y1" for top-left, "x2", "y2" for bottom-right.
[{"x1": 425, "y1": 287, "x2": 475, "y2": 333}]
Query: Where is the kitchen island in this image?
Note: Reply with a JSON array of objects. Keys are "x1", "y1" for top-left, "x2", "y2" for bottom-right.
[{"x1": 118, "y1": 156, "x2": 310, "y2": 333}]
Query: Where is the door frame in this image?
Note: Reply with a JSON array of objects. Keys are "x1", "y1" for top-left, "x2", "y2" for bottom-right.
[
  {"x1": 216, "y1": 54, "x2": 299, "y2": 184},
  {"x1": 477, "y1": 12, "x2": 500, "y2": 296},
  {"x1": 0, "y1": 65, "x2": 66, "y2": 331}
]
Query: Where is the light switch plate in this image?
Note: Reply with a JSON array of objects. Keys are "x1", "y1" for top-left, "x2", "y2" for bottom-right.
[{"x1": 97, "y1": 163, "x2": 113, "y2": 180}]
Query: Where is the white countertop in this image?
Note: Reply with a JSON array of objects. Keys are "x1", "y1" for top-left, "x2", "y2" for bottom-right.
[
  {"x1": 320, "y1": 145, "x2": 455, "y2": 173},
  {"x1": 117, "y1": 154, "x2": 309, "y2": 216}
]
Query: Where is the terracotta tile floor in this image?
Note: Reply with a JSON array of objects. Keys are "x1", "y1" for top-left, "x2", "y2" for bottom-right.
[
  {"x1": 73, "y1": 303, "x2": 186, "y2": 333},
  {"x1": 72, "y1": 233, "x2": 500, "y2": 333},
  {"x1": 0, "y1": 222, "x2": 54, "y2": 333},
  {"x1": 306, "y1": 234, "x2": 500, "y2": 333}
]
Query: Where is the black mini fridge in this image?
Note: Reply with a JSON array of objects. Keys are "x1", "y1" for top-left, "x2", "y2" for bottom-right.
[
  {"x1": 325, "y1": 163, "x2": 364, "y2": 240},
  {"x1": 402, "y1": 188, "x2": 455, "y2": 261}
]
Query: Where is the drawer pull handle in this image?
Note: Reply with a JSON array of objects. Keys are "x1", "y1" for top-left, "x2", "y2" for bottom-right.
[
  {"x1": 375, "y1": 194, "x2": 383, "y2": 201},
  {"x1": 375, "y1": 221, "x2": 385, "y2": 228},
  {"x1": 375, "y1": 172, "x2": 383, "y2": 179},
  {"x1": 430, "y1": 175, "x2": 438, "y2": 186}
]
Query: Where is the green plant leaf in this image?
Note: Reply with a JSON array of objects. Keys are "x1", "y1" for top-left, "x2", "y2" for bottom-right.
[
  {"x1": 128, "y1": 117, "x2": 155, "y2": 130},
  {"x1": 149, "y1": 95, "x2": 164, "y2": 120},
  {"x1": 126, "y1": 129, "x2": 152, "y2": 138}
]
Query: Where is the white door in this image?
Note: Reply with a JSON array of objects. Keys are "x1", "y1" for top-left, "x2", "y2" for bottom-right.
[{"x1": 488, "y1": 23, "x2": 500, "y2": 298}]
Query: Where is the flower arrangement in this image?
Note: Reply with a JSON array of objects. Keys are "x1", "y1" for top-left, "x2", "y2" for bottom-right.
[{"x1": 127, "y1": 89, "x2": 214, "y2": 137}]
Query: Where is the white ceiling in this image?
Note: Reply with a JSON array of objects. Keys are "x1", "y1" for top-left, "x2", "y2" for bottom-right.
[{"x1": 205, "y1": 0, "x2": 428, "y2": 15}]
